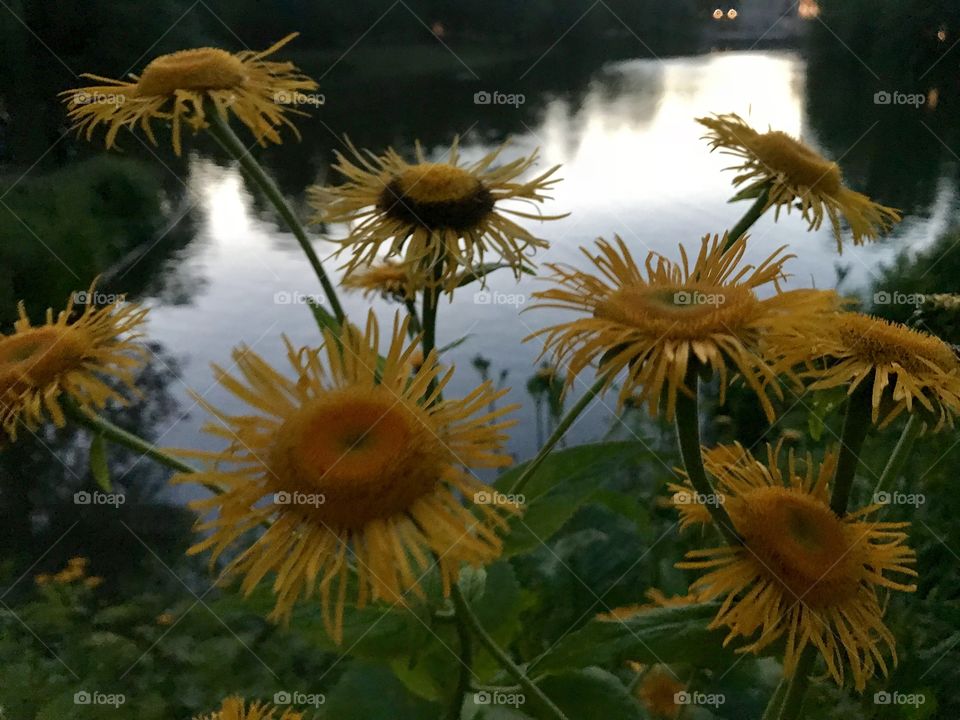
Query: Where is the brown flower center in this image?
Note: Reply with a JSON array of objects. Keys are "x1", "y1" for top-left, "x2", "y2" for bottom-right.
[
  {"x1": 837, "y1": 314, "x2": 959, "y2": 374},
  {"x1": 378, "y1": 163, "x2": 494, "y2": 231},
  {"x1": 749, "y1": 131, "x2": 842, "y2": 194},
  {"x1": 137, "y1": 48, "x2": 247, "y2": 97}
]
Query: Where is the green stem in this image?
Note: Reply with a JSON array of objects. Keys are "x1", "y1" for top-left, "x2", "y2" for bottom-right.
[
  {"x1": 723, "y1": 186, "x2": 770, "y2": 250},
  {"x1": 62, "y1": 401, "x2": 198, "y2": 476},
  {"x1": 451, "y1": 585, "x2": 570, "y2": 720},
  {"x1": 446, "y1": 607, "x2": 473, "y2": 720},
  {"x1": 761, "y1": 677, "x2": 788, "y2": 720},
  {"x1": 674, "y1": 364, "x2": 740, "y2": 545},
  {"x1": 775, "y1": 647, "x2": 816, "y2": 720},
  {"x1": 508, "y1": 377, "x2": 605, "y2": 496},
  {"x1": 872, "y1": 415, "x2": 921, "y2": 504},
  {"x1": 404, "y1": 299, "x2": 423, "y2": 338},
  {"x1": 829, "y1": 381, "x2": 874, "y2": 516},
  {"x1": 205, "y1": 111, "x2": 345, "y2": 325}
]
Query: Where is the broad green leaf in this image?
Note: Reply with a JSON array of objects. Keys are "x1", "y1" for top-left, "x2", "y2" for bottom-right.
[
  {"x1": 533, "y1": 668, "x2": 642, "y2": 720},
  {"x1": 321, "y1": 660, "x2": 440, "y2": 719},
  {"x1": 535, "y1": 602, "x2": 738, "y2": 673},
  {"x1": 89, "y1": 433, "x2": 111, "y2": 492},
  {"x1": 455, "y1": 262, "x2": 534, "y2": 289}
]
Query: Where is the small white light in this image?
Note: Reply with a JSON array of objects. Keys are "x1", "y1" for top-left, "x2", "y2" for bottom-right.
[
  {"x1": 713, "y1": 8, "x2": 723, "y2": 20},
  {"x1": 728, "y1": 8, "x2": 738, "y2": 20}
]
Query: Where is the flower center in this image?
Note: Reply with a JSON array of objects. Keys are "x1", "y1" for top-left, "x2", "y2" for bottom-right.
[
  {"x1": 0, "y1": 327, "x2": 88, "y2": 394},
  {"x1": 749, "y1": 131, "x2": 842, "y2": 194},
  {"x1": 267, "y1": 387, "x2": 450, "y2": 529},
  {"x1": 137, "y1": 48, "x2": 247, "y2": 97},
  {"x1": 731, "y1": 486, "x2": 861, "y2": 605},
  {"x1": 837, "y1": 314, "x2": 959, "y2": 374},
  {"x1": 593, "y1": 285, "x2": 758, "y2": 340},
  {"x1": 378, "y1": 163, "x2": 494, "y2": 231}
]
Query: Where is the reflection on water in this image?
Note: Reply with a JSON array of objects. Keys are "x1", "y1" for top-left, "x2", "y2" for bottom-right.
[{"x1": 138, "y1": 49, "x2": 958, "y2": 480}]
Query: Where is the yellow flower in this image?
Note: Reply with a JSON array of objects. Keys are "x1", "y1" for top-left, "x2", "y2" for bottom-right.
[
  {"x1": 195, "y1": 696, "x2": 301, "y2": 720},
  {"x1": 529, "y1": 234, "x2": 837, "y2": 421},
  {"x1": 62, "y1": 34, "x2": 317, "y2": 156},
  {"x1": 0, "y1": 288, "x2": 147, "y2": 440},
  {"x1": 175, "y1": 313, "x2": 518, "y2": 643},
  {"x1": 698, "y1": 113, "x2": 901, "y2": 252},
  {"x1": 156, "y1": 612, "x2": 176, "y2": 626},
  {"x1": 34, "y1": 573, "x2": 52, "y2": 587},
  {"x1": 677, "y1": 443, "x2": 916, "y2": 691},
  {"x1": 775, "y1": 312, "x2": 960, "y2": 430},
  {"x1": 636, "y1": 666, "x2": 685, "y2": 719},
  {"x1": 83, "y1": 576, "x2": 104, "y2": 589},
  {"x1": 341, "y1": 261, "x2": 422, "y2": 302},
  {"x1": 310, "y1": 137, "x2": 564, "y2": 290}
]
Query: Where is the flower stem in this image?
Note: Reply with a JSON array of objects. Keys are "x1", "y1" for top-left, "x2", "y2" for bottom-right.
[
  {"x1": 446, "y1": 606, "x2": 473, "y2": 720},
  {"x1": 508, "y1": 377, "x2": 605, "y2": 496},
  {"x1": 775, "y1": 647, "x2": 816, "y2": 720},
  {"x1": 61, "y1": 400, "x2": 198, "y2": 476},
  {"x1": 451, "y1": 585, "x2": 570, "y2": 720},
  {"x1": 404, "y1": 299, "x2": 423, "y2": 338},
  {"x1": 872, "y1": 414, "x2": 921, "y2": 507},
  {"x1": 205, "y1": 111, "x2": 345, "y2": 325},
  {"x1": 723, "y1": 186, "x2": 770, "y2": 251},
  {"x1": 674, "y1": 364, "x2": 740, "y2": 545},
  {"x1": 829, "y1": 381, "x2": 874, "y2": 516},
  {"x1": 761, "y1": 677, "x2": 788, "y2": 720}
]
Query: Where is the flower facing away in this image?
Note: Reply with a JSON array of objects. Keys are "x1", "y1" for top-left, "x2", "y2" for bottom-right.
[
  {"x1": 341, "y1": 260, "x2": 423, "y2": 303},
  {"x1": 636, "y1": 666, "x2": 685, "y2": 719},
  {"x1": 676, "y1": 442, "x2": 917, "y2": 691},
  {"x1": 528, "y1": 233, "x2": 838, "y2": 421},
  {"x1": 194, "y1": 696, "x2": 301, "y2": 720},
  {"x1": 175, "y1": 313, "x2": 518, "y2": 643},
  {"x1": 698, "y1": 113, "x2": 901, "y2": 252},
  {"x1": 310, "y1": 137, "x2": 564, "y2": 290},
  {"x1": 0, "y1": 287, "x2": 147, "y2": 440},
  {"x1": 62, "y1": 34, "x2": 317, "y2": 155},
  {"x1": 774, "y1": 311, "x2": 960, "y2": 430}
]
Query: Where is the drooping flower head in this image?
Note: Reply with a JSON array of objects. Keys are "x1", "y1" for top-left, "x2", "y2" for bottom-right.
[
  {"x1": 0, "y1": 286, "x2": 147, "y2": 440},
  {"x1": 676, "y1": 442, "x2": 917, "y2": 691},
  {"x1": 529, "y1": 234, "x2": 837, "y2": 421},
  {"x1": 698, "y1": 113, "x2": 901, "y2": 252},
  {"x1": 341, "y1": 260, "x2": 423, "y2": 303},
  {"x1": 194, "y1": 696, "x2": 301, "y2": 720},
  {"x1": 310, "y1": 137, "x2": 564, "y2": 291},
  {"x1": 62, "y1": 34, "x2": 317, "y2": 155},
  {"x1": 175, "y1": 312, "x2": 518, "y2": 643},
  {"x1": 775, "y1": 311, "x2": 960, "y2": 430}
]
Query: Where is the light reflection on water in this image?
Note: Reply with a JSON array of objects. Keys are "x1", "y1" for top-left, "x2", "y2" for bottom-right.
[{"x1": 147, "y1": 50, "x2": 955, "y2": 491}]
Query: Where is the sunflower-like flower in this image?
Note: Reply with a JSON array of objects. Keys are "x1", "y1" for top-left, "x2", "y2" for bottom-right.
[
  {"x1": 175, "y1": 313, "x2": 518, "y2": 643},
  {"x1": 699, "y1": 113, "x2": 901, "y2": 252},
  {"x1": 775, "y1": 312, "x2": 960, "y2": 430},
  {"x1": 341, "y1": 261, "x2": 423, "y2": 302},
  {"x1": 61, "y1": 34, "x2": 317, "y2": 156},
  {"x1": 676, "y1": 442, "x2": 917, "y2": 691},
  {"x1": 195, "y1": 696, "x2": 301, "y2": 720},
  {"x1": 528, "y1": 234, "x2": 837, "y2": 421},
  {"x1": 0, "y1": 287, "x2": 147, "y2": 440},
  {"x1": 310, "y1": 137, "x2": 564, "y2": 290}
]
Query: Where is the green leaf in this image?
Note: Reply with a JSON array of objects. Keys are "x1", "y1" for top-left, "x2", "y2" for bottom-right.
[
  {"x1": 533, "y1": 668, "x2": 642, "y2": 720},
  {"x1": 535, "y1": 602, "x2": 738, "y2": 673},
  {"x1": 322, "y1": 661, "x2": 440, "y2": 719},
  {"x1": 728, "y1": 181, "x2": 770, "y2": 203},
  {"x1": 89, "y1": 433, "x2": 111, "y2": 492},
  {"x1": 455, "y1": 263, "x2": 533, "y2": 289}
]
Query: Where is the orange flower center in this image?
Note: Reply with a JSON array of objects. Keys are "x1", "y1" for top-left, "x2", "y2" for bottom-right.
[
  {"x1": 749, "y1": 131, "x2": 842, "y2": 194},
  {"x1": 836, "y1": 313, "x2": 959, "y2": 374},
  {"x1": 395, "y1": 163, "x2": 482, "y2": 204},
  {"x1": 378, "y1": 163, "x2": 493, "y2": 231},
  {"x1": 137, "y1": 48, "x2": 247, "y2": 97},
  {"x1": 731, "y1": 486, "x2": 861, "y2": 606},
  {"x1": 0, "y1": 327, "x2": 88, "y2": 394},
  {"x1": 267, "y1": 387, "x2": 449, "y2": 529}
]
